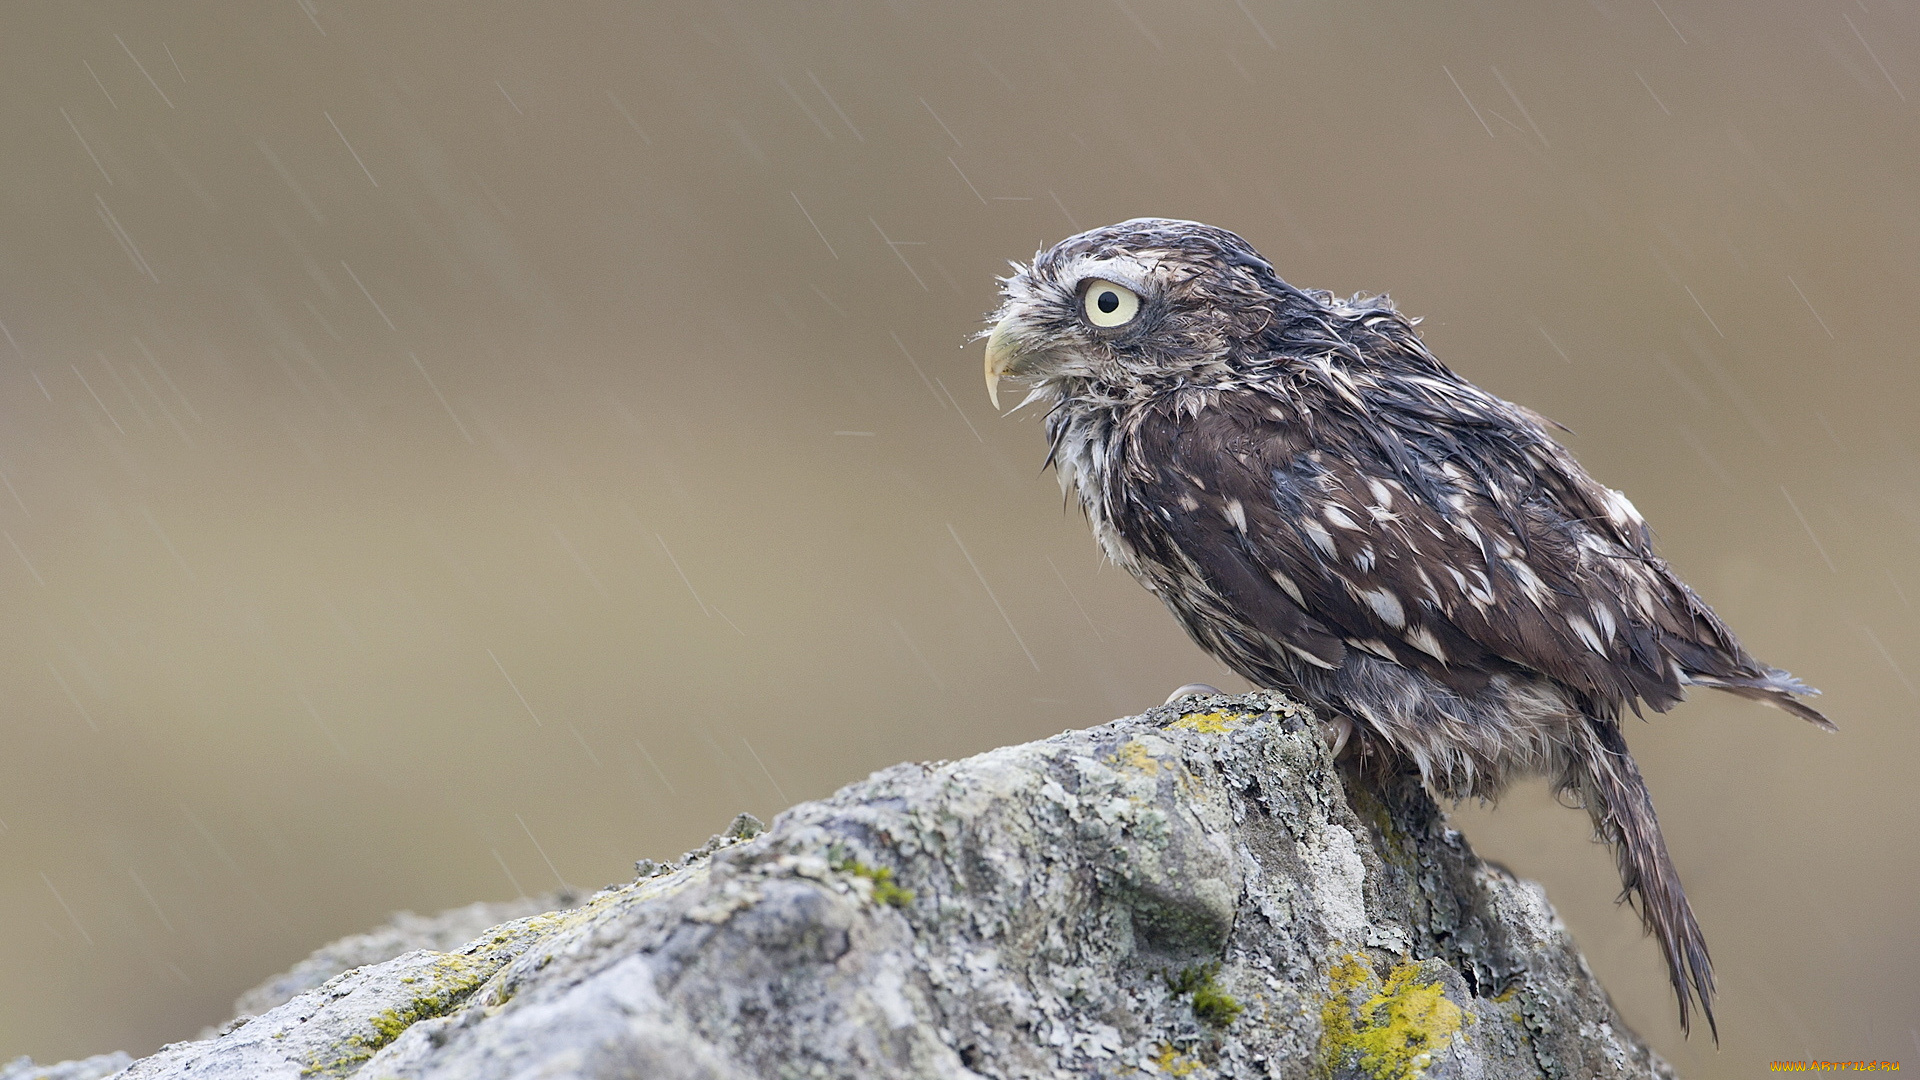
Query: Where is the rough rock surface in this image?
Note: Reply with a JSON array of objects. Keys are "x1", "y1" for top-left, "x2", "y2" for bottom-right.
[
  {"x1": 36, "y1": 694, "x2": 1676, "y2": 1079},
  {"x1": 225, "y1": 895, "x2": 576, "y2": 1025},
  {"x1": 0, "y1": 1053, "x2": 134, "y2": 1080}
]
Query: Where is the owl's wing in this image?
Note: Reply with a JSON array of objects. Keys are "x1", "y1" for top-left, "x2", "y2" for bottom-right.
[{"x1": 1118, "y1": 388, "x2": 1820, "y2": 721}]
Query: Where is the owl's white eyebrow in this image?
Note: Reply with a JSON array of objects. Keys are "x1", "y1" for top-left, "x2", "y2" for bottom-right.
[{"x1": 1050, "y1": 253, "x2": 1156, "y2": 295}]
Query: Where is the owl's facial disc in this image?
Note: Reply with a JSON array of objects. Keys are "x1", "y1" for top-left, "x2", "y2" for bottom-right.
[{"x1": 984, "y1": 256, "x2": 1159, "y2": 409}]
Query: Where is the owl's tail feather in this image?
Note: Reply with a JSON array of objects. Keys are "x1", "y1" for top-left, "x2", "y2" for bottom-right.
[
  {"x1": 1688, "y1": 668, "x2": 1836, "y2": 731},
  {"x1": 1563, "y1": 721, "x2": 1718, "y2": 1042}
]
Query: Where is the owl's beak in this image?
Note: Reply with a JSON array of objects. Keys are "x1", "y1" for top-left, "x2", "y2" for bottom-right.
[{"x1": 983, "y1": 315, "x2": 1020, "y2": 411}]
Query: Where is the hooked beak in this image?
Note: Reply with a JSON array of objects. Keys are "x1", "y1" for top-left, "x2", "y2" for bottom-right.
[{"x1": 983, "y1": 315, "x2": 1020, "y2": 411}]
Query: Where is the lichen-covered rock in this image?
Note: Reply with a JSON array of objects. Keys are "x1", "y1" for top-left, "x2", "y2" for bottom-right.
[
  {"x1": 225, "y1": 895, "x2": 576, "y2": 1025},
  {"x1": 79, "y1": 694, "x2": 1675, "y2": 1079}
]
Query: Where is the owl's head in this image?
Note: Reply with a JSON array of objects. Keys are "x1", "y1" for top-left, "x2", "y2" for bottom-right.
[{"x1": 983, "y1": 218, "x2": 1311, "y2": 410}]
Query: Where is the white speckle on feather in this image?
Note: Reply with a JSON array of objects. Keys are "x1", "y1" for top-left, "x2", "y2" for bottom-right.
[
  {"x1": 1301, "y1": 517, "x2": 1337, "y2": 558},
  {"x1": 1603, "y1": 487, "x2": 1645, "y2": 527},
  {"x1": 1351, "y1": 638, "x2": 1397, "y2": 659},
  {"x1": 1287, "y1": 641, "x2": 1338, "y2": 668},
  {"x1": 1505, "y1": 558, "x2": 1548, "y2": 605},
  {"x1": 1225, "y1": 498, "x2": 1248, "y2": 533},
  {"x1": 1591, "y1": 603, "x2": 1617, "y2": 641},
  {"x1": 1361, "y1": 587, "x2": 1406, "y2": 627},
  {"x1": 1568, "y1": 615, "x2": 1606, "y2": 655},
  {"x1": 1466, "y1": 569, "x2": 1495, "y2": 607},
  {"x1": 1406, "y1": 625, "x2": 1448, "y2": 663}
]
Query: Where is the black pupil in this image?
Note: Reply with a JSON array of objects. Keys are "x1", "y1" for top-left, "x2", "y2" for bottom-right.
[{"x1": 1096, "y1": 290, "x2": 1120, "y2": 314}]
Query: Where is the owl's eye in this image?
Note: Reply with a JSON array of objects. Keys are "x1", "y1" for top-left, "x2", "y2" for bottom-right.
[{"x1": 1081, "y1": 279, "x2": 1140, "y2": 328}]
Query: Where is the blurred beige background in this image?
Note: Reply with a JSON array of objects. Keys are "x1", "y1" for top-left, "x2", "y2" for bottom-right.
[{"x1": 1, "y1": 1, "x2": 1914, "y2": 1074}]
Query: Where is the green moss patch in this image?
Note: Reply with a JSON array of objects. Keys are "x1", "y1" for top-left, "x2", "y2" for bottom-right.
[
  {"x1": 1167, "y1": 962, "x2": 1243, "y2": 1027},
  {"x1": 301, "y1": 954, "x2": 495, "y2": 1078},
  {"x1": 831, "y1": 854, "x2": 915, "y2": 908}
]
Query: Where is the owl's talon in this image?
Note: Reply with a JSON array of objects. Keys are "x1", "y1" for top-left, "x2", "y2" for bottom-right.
[
  {"x1": 1163, "y1": 682, "x2": 1223, "y2": 706},
  {"x1": 1321, "y1": 715, "x2": 1354, "y2": 759}
]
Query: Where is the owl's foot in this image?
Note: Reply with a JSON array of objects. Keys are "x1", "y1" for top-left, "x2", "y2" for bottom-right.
[{"x1": 1163, "y1": 683, "x2": 1223, "y2": 705}]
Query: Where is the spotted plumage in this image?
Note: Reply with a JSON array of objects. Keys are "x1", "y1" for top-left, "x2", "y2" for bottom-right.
[{"x1": 982, "y1": 218, "x2": 1831, "y2": 1039}]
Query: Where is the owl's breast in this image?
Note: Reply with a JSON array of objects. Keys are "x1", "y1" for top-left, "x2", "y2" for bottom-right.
[{"x1": 1049, "y1": 411, "x2": 1155, "y2": 585}]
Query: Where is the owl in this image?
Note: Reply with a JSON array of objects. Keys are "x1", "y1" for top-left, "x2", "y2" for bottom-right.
[{"x1": 983, "y1": 218, "x2": 1831, "y2": 1037}]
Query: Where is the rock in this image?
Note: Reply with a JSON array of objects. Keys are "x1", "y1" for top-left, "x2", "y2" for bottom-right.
[
  {"x1": 56, "y1": 693, "x2": 1677, "y2": 1079},
  {"x1": 0, "y1": 1052, "x2": 133, "y2": 1080},
  {"x1": 224, "y1": 895, "x2": 578, "y2": 1026}
]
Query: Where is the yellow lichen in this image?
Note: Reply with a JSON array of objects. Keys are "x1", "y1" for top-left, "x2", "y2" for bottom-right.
[
  {"x1": 367, "y1": 1007, "x2": 414, "y2": 1044},
  {"x1": 1317, "y1": 955, "x2": 1464, "y2": 1080},
  {"x1": 1112, "y1": 738, "x2": 1162, "y2": 774},
  {"x1": 1150, "y1": 1042, "x2": 1205, "y2": 1076},
  {"x1": 1168, "y1": 711, "x2": 1247, "y2": 735}
]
